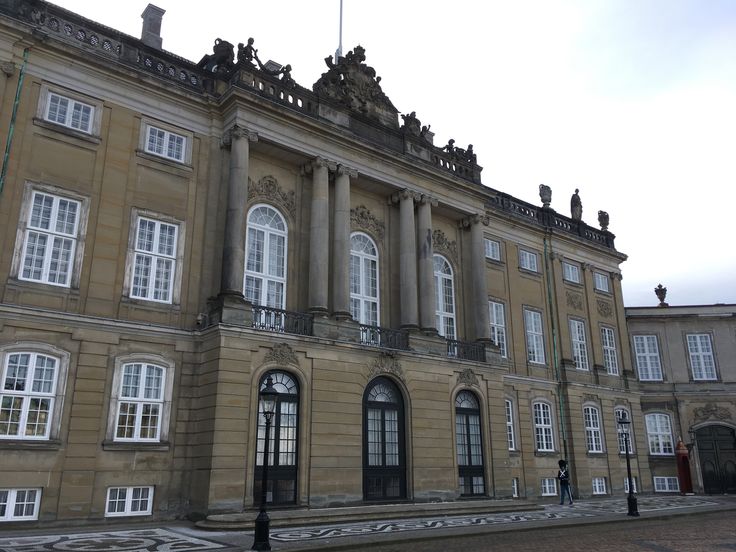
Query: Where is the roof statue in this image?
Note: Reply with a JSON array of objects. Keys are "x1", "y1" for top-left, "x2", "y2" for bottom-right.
[
  {"x1": 197, "y1": 38, "x2": 235, "y2": 74},
  {"x1": 570, "y1": 188, "x2": 582, "y2": 221},
  {"x1": 598, "y1": 210, "x2": 609, "y2": 231},
  {"x1": 313, "y1": 45, "x2": 398, "y2": 127},
  {"x1": 539, "y1": 184, "x2": 552, "y2": 208}
]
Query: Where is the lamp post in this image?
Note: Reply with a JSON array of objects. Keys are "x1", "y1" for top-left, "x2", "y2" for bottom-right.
[
  {"x1": 252, "y1": 375, "x2": 279, "y2": 551},
  {"x1": 617, "y1": 416, "x2": 640, "y2": 517}
]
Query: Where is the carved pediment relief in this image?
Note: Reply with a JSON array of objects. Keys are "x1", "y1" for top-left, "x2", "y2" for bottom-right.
[
  {"x1": 693, "y1": 403, "x2": 732, "y2": 423},
  {"x1": 457, "y1": 368, "x2": 479, "y2": 387},
  {"x1": 248, "y1": 175, "x2": 296, "y2": 219},
  {"x1": 597, "y1": 299, "x2": 613, "y2": 318},
  {"x1": 566, "y1": 291, "x2": 583, "y2": 311},
  {"x1": 351, "y1": 205, "x2": 385, "y2": 241},
  {"x1": 432, "y1": 230, "x2": 458, "y2": 265},
  {"x1": 366, "y1": 351, "x2": 404, "y2": 381},
  {"x1": 264, "y1": 342, "x2": 298, "y2": 366}
]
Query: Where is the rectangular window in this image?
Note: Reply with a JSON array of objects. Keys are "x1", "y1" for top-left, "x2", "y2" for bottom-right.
[
  {"x1": 511, "y1": 477, "x2": 519, "y2": 498},
  {"x1": 115, "y1": 363, "x2": 165, "y2": 442},
  {"x1": 653, "y1": 477, "x2": 680, "y2": 493},
  {"x1": 505, "y1": 399, "x2": 515, "y2": 450},
  {"x1": 105, "y1": 486, "x2": 153, "y2": 517},
  {"x1": 533, "y1": 402, "x2": 554, "y2": 452},
  {"x1": 0, "y1": 488, "x2": 41, "y2": 521},
  {"x1": 594, "y1": 272, "x2": 610, "y2": 292},
  {"x1": 524, "y1": 309, "x2": 545, "y2": 364},
  {"x1": 519, "y1": 249, "x2": 538, "y2": 272},
  {"x1": 130, "y1": 217, "x2": 178, "y2": 303},
  {"x1": 634, "y1": 335, "x2": 663, "y2": 381},
  {"x1": 489, "y1": 301, "x2": 507, "y2": 357},
  {"x1": 592, "y1": 477, "x2": 607, "y2": 495},
  {"x1": 601, "y1": 327, "x2": 619, "y2": 375},
  {"x1": 646, "y1": 413, "x2": 674, "y2": 455},
  {"x1": 20, "y1": 191, "x2": 81, "y2": 287},
  {"x1": 144, "y1": 125, "x2": 186, "y2": 162},
  {"x1": 570, "y1": 319, "x2": 589, "y2": 370},
  {"x1": 615, "y1": 408, "x2": 634, "y2": 454},
  {"x1": 484, "y1": 238, "x2": 500, "y2": 261},
  {"x1": 563, "y1": 262, "x2": 580, "y2": 283},
  {"x1": 687, "y1": 334, "x2": 717, "y2": 380},
  {"x1": 624, "y1": 477, "x2": 638, "y2": 494},
  {"x1": 540, "y1": 478, "x2": 557, "y2": 496},
  {"x1": 584, "y1": 406, "x2": 603, "y2": 452},
  {"x1": 45, "y1": 92, "x2": 93, "y2": 133}
]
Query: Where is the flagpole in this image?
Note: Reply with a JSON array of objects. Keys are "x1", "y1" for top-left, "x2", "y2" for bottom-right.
[{"x1": 335, "y1": 0, "x2": 343, "y2": 62}]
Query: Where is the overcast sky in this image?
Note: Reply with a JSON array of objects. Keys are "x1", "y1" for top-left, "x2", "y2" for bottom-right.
[{"x1": 50, "y1": 0, "x2": 736, "y2": 307}]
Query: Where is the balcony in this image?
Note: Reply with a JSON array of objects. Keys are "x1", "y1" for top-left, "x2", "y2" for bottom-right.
[
  {"x1": 360, "y1": 324, "x2": 410, "y2": 351},
  {"x1": 252, "y1": 305, "x2": 313, "y2": 336},
  {"x1": 446, "y1": 339, "x2": 486, "y2": 362}
]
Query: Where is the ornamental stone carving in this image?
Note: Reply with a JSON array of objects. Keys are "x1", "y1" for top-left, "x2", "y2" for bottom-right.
[
  {"x1": 693, "y1": 403, "x2": 732, "y2": 423},
  {"x1": 597, "y1": 299, "x2": 613, "y2": 318},
  {"x1": 264, "y1": 342, "x2": 299, "y2": 366},
  {"x1": 351, "y1": 205, "x2": 385, "y2": 241},
  {"x1": 366, "y1": 352, "x2": 404, "y2": 382},
  {"x1": 583, "y1": 394, "x2": 599, "y2": 404},
  {"x1": 247, "y1": 175, "x2": 296, "y2": 219},
  {"x1": 457, "y1": 368, "x2": 479, "y2": 387},
  {"x1": 432, "y1": 230, "x2": 458, "y2": 265},
  {"x1": 566, "y1": 291, "x2": 583, "y2": 311}
]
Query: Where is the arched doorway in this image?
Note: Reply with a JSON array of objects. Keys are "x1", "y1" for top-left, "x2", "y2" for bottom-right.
[
  {"x1": 455, "y1": 390, "x2": 486, "y2": 496},
  {"x1": 696, "y1": 425, "x2": 736, "y2": 494}
]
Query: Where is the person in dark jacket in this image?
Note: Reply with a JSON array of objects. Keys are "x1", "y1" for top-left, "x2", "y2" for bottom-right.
[{"x1": 558, "y1": 459, "x2": 573, "y2": 505}]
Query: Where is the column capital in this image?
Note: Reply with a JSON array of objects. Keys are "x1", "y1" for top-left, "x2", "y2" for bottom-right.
[
  {"x1": 418, "y1": 194, "x2": 438, "y2": 207},
  {"x1": 459, "y1": 213, "x2": 489, "y2": 229},
  {"x1": 581, "y1": 262, "x2": 593, "y2": 271},
  {"x1": 336, "y1": 164, "x2": 358, "y2": 178},
  {"x1": 1, "y1": 61, "x2": 15, "y2": 77},
  {"x1": 221, "y1": 125, "x2": 258, "y2": 148},
  {"x1": 389, "y1": 188, "x2": 420, "y2": 205},
  {"x1": 302, "y1": 157, "x2": 337, "y2": 174},
  {"x1": 612, "y1": 272, "x2": 623, "y2": 281}
]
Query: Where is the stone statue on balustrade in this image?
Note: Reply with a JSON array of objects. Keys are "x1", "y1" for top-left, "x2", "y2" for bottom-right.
[
  {"x1": 401, "y1": 111, "x2": 422, "y2": 137},
  {"x1": 237, "y1": 38, "x2": 259, "y2": 66},
  {"x1": 197, "y1": 38, "x2": 235, "y2": 73},
  {"x1": 570, "y1": 188, "x2": 582, "y2": 221},
  {"x1": 598, "y1": 210, "x2": 609, "y2": 231},
  {"x1": 539, "y1": 184, "x2": 552, "y2": 208}
]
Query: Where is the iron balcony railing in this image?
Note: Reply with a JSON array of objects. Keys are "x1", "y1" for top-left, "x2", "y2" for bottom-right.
[
  {"x1": 252, "y1": 305, "x2": 313, "y2": 336},
  {"x1": 360, "y1": 324, "x2": 410, "y2": 350},
  {"x1": 446, "y1": 339, "x2": 486, "y2": 362}
]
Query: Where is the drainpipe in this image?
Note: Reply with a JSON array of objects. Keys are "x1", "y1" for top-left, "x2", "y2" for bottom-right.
[
  {"x1": 544, "y1": 234, "x2": 568, "y2": 461},
  {"x1": 0, "y1": 47, "x2": 29, "y2": 195}
]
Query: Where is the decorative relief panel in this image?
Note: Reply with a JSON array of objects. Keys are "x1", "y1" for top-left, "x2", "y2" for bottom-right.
[
  {"x1": 566, "y1": 291, "x2": 583, "y2": 311},
  {"x1": 457, "y1": 368, "x2": 479, "y2": 387},
  {"x1": 264, "y1": 342, "x2": 299, "y2": 366},
  {"x1": 366, "y1": 352, "x2": 404, "y2": 382},
  {"x1": 351, "y1": 205, "x2": 385, "y2": 241},
  {"x1": 432, "y1": 229, "x2": 458, "y2": 265},
  {"x1": 248, "y1": 175, "x2": 296, "y2": 219},
  {"x1": 693, "y1": 403, "x2": 732, "y2": 423},
  {"x1": 597, "y1": 299, "x2": 613, "y2": 318},
  {"x1": 583, "y1": 394, "x2": 599, "y2": 404}
]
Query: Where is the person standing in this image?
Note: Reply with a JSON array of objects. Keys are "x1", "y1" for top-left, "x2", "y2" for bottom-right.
[{"x1": 558, "y1": 459, "x2": 573, "y2": 505}]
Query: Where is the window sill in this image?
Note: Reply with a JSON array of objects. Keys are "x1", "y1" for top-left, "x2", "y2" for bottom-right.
[
  {"x1": 586, "y1": 451, "x2": 606, "y2": 457},
  {"x1": 120, "y1": 295, "x2": 181, "y2": 311},
  {"x1": 534, "y1": 451, "x2": 558, "y2": 457},
  {"x1": 518, "y1": 268, "x2": 541, "y2": 278},
  {"x1": 0, "y1": 439, "x2": 62, "y2": 450},
  {"x1": 136, "y1": 149, "x2": 193, "y2": 172},
  {"x1": 102, "y1": 440, "x2": 170, "y2": 452},
  {"x1": 6, "y1": 277, "x2": 80, "y2": 296},
  {"x1": 33, "y1": 117, "x2": 101, "y2": 145}
]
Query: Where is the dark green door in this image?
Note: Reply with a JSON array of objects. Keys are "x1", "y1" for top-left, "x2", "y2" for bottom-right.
[{"x1": 697, "y1": 426, "x2": 736, "y2": 494}]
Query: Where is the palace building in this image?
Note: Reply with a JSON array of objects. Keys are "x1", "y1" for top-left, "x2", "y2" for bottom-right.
[{"x1": 0, "y1": 0, "x2": 730, "y2": 526}]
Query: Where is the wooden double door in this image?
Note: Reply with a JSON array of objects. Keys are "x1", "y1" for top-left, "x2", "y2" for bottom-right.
[{"x1": 697, "y1": 425, "x2": 736, "y2": 494}]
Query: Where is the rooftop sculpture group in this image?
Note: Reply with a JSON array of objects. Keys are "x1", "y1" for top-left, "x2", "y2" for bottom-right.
[{"x1": 198, "y1": 37, "x2": 294, "y2": 88}]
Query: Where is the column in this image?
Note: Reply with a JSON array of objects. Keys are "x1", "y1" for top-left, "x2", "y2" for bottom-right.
[
  {"x1": 417, "y1": 194, "x2": 438, "y2": 333},
  {"x1": 220, "y1": 125, "x2": 257, "y2": 297},
  {"x1": 467, "y1": 214, "x2": 491, "y2": 341},
  {"x1": 396, "y1": 189, "x2": 419, "y2": 330},
  {"x1": 332, "y1": 165, "x2": 357, "y2": 319},
  {"x1": 308, "y1": 157, "x2": 332, "y2": 314}
]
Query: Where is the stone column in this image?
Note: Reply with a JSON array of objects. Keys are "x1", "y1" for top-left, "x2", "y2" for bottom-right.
[
  {"x1": 417, "y1": 194, "x2": 438, "y2": 334},
  {"x1": 332, "y1": 165, "x2": 357, "y2": 319},
  {"x1": 466, "y1": 214, "x2": 491, "y2": 341},
  {"x1": 308, "y1": 158, "x2": 333, "y2": 315},
  {"x1": 393, "y1": 189, "x2": 419, "y2": 330},
  {"x1": 220, "y1": 125, "x2": 257, "y2": 297}
]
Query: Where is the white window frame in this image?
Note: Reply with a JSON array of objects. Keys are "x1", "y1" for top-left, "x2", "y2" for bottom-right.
[
  {"x1": 489, "y1": 301, "x2": 507, "y2": 357},
  {"x1": 434, "y1": 255, "x2": 456, "y2": 339},
  {"x1": 686, "y1": 334, "x2": 717, "y2": 380},
  {"x1": 105, "y1": 486, "x2": 154, "y2": 517},
  {"x1": 505, "y1": 399, "x2": 516, "y2": 450},
  {"x1": 36, "y1": 85, "x2": 102, "y2": 137},
  {"x1": 601, "y1": 326, "x2": 619, "y2": 375},
  {"x1": 562, "y1": 262, "x2": 580, "y2": 283},
  {"x1": 584, "y1": 405, "x2": 603, "y2": 453},
  {"x1": 624, "y1": 477, "x2": 638, "y2": 494},
  {"x1": 245, "y1": 204, "x2": 288, "y2": 311},
  {"x1": 43, "y1": 92, "x2": 94, "y2": 133},
  {"x1": 615, "y1": 408, "x2": 634, "y2": 454},
  {"x1": 107, "y1": 356, "x2": 174, "y2": 444},
  {"x1": 594, "y1": 271, "x2": 610, "y2": 292},
  {"x1": 0, "y1": 488, "x2": 41, "y2": 521},
  {"x1": 519, "y1": 249, "x2": 538, "y2": 272},
  {"x1": 524, "y1": 308, "x2": 545, "y2": 364},
  {"x1": 633, "y1": 335, "x2": 663, "y2": 381},
  {"x1": 570, "y1": 319, "x2": 590, "y2": 370},
  {"x1": 533, "y1": 401, "x2": 554, "y2": 452},
  {"x1": 350, "y1": 232, "x2": 380, "y2": 326},
  {"x1": 540, "y1": 478, "x2": 557, "y2": 496},
  {"x1": 645, "y1": 413, "x2": 674, "y2": 455},
  {"x1": 138, "y1": 119, "x2": 193, "y2": 165},
  {"x1": 484, "y1": 238, "x2": 501, "y2": 261},
  {"x1": 144, "y1": 125, "x2": 186, "y2": 162},
  {"x1": 653, "y1": 476, "x2": 680, "y2": 493},
  {"x1": 128, "y1": 215, "x2": 180, "y2": 304},
  {"x1": 592, "y1": 477, "x2": 607, "y2": 495},
  {"x1": 511, "y1": 477, "x2": 519, "y2": 498}
]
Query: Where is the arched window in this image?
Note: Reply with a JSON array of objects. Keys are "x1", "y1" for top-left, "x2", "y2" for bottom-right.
[
  {"x1": 363, "y1": 377, "x2": 406, "y2": 500},
  {"x1": 583, "y1": 405, "x2": 603, "y2": 453},
  {"x1": 244, "y1": 205, "x2": 287, "y2": 309},
  {"x1": 645, "y1": 413, "x2": 674, "y2": 455},
  {"x1": 433, "y1": 254, "x2": 455, "y2": 339},
  {"x1": 254, "y1": 371, "x2": 299, "y2": 505},
  {"x1": 455, "y1": 391, "x2": 485, "y2": 496},
  {"x1": 533, "y1": 401, "x2": 555, "y2": 451},
  {"x1": 350, "y1": 233, "x2": 379, "y2": 326}
]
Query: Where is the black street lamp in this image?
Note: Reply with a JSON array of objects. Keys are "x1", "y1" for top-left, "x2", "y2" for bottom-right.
[
  {"x1": 617, "y1": 415, "x2": 640, "y2": 517},
  {"x1": 252, "y1": 375, "x2": 279, "y2": 551}
]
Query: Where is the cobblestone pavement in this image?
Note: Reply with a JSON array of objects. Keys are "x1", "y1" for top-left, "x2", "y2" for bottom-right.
[{"x1": 0, "y1": 495, "x2": 733, "y2": 552}]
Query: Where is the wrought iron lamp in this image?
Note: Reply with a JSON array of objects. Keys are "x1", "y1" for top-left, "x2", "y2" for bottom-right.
[
  {"x1": 252, "y1": 375, "x2": 279, "y2": 551},
  {"x1": 617, "y1": 415, "x2": 640, "y2": 517}
]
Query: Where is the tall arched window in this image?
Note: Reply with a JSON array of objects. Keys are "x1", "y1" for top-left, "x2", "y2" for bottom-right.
[
  {"x1": 244, "y1": 205, "x2": 287, "y2": 309},
  {"x1": 350, "y1": 233, "x2": 379, "y2": 326},
  {"x1": 433, "y1": 254, "x2": 456, "y2": 339},
  {"x1": 455, "y1": 391, "x2": 485, "y2": 496},
  {"x1": 363, "y1": 377, "x2": 406, "y2": 500},
  {"x1": 254, "y1": 371, "x2": 299, "y2": 505}
]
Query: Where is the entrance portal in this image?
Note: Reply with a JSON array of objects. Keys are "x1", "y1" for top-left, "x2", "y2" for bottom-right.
[{"x1": 696, "y1": 425, "x2": 736, "y2": 494}]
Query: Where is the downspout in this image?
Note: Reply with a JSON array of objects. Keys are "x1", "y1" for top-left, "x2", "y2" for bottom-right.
[
  {"x1": 543, "y1": 234, "x2": 568, "y2": 461},
  {"x1": 0, "y1": 47, "x2": 29, "y2": 195}
]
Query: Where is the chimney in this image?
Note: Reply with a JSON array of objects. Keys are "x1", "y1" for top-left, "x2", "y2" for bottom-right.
[{"x1": 141, "y1": 4, "x2": 165, "y2": 49}]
